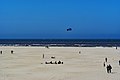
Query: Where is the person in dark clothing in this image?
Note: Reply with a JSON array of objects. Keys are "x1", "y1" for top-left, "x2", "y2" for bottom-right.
[
  {"x1": 106, "y1": 64, "x2": 112, "y2": 73},
  {"x1": 58, "y1": 61, "x2": 61, "y2": 64},
  {"x1": 0, "y1": 51, "x2": 2, "y2": 54},
  {"x1": 116, "y1": 46, "x2": 117, "y2": 50},
  {"x1": 45, "y1": 45, "x2": 49, "y2": 49},
  {"x1": 50, "y1": 61, "x2": 53, "y2": 64},
  {"x1": 103, "y1": 62, "x2": 105, "y2": 67},
  {"x1": 109, "y1": 64, "x2": 112, "y2": 73},
  {"x1": 55, "y1": 61, "x2": 57, "y2": 64},
  {"x1": 106, "y1": 65, "x2": 109, "y2": 73},
  {"x1": 11, "y1": 50, "x2": 14, "y2": 54},
  {"x1": 105, "y1": 58, "x2": 107, "y2": 62},
  {"x1": 43, "y1": 54, "x2": 44, "y2": 59},
  {"x1": 79, "y1": 51, "x2": 81, "y2": 54}
]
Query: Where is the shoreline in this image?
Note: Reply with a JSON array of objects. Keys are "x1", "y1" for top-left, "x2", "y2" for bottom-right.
[
  {"x1": 0, "y1": 46, "x2": 119, "y2": 48},
  {"x1": 0, "y1": 39, "x2": 119, "y2": 47}
]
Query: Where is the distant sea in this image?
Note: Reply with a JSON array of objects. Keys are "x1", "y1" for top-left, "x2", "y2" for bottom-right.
[{"x1": 0, "y1": 39, "x2": 120, "y2": 47}]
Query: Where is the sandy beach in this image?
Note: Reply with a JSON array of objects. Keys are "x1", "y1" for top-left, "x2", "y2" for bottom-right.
[{"x1": 0, "y1": 46, "x2": 120, "y2": 80}]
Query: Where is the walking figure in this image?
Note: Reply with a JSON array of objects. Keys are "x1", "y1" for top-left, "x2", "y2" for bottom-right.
[
  {"x1": 109, "y1": 64, "x2": 112, "y2": 73},
  {"x1": 79, "y1": 51, "x2": 81, "y2": 54},
  {"x1": 105, "y1": 58, "x2": 107, "y2": 62},
  {"x1": 116, "y1": 46, "x2": 117, "y2": 50},
  {"x1": 106, "y1": 65, "x2": 109, "y2": 73},
  {"x1": 45, "y1": 45, "x2": 49, "y2": 49},
  {"x1": 11, "y1": 50, "x2": 14, "y2": 54},
  {"x1": 106, "y1": 64, "x2": 112, "y2": 73},
  {"x1": 43, "y1": 54, "x2": 44, "y2": 59},
  {"x1": 55, "y1": 61, "x2": 57, "y2": 64},
  {"x1": 0, "y1": 51, "x2": 2, "y2": 54},
  {"x1": 58, "y1": 61, "x2": 61, "y2": 64},
  {"x1": 103, "y1": 62, "x2": 105, "y2": 67}
]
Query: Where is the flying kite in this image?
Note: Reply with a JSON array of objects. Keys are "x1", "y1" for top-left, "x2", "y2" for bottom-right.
[{"x1": 67, "y1": 28, "x2": 72, "y2": 31}]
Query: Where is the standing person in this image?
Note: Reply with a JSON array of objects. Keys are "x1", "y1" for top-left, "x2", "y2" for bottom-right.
[
  {"x1": 108, "y1": 64, "x2": 112, "y2": 73},
  {"x1": 79, "y1": 51, "x2": 81, "y2": 54},
  {"x1": 116, "y1": 46, "x2": 117, "y2": 50},
  {"x1": 105, "y1": 58, "x2": 107, "y2": 62},
  {"x1": 106, "y1": 65, "x2": 109, "y2": 73},
  {"x1": 11, "y1": 50, "x2": 14, "y2": 54},
  {"x1": 0, "y1": 51, "x2": 2, "y2": 54},
  {"x1": 103, "y1": 62, "x2": 105, "y2": 67},
  {"x1": 43, "y1": 54, "x2": 44, "y2": 59}
]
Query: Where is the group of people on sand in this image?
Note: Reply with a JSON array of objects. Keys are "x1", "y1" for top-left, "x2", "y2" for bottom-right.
[
  {"x1": 0, "y1": 50, "x2": 14, "y2": 54},
  {"x1": 45, "y1": 61, "x2": 63, "y2": 64},
  {"x1": 103, "y1": 58, "x2": 112, "y2": 73},
  {"x1": 106, "y1": 64, "x2": 112, "y2": 73},
  {"x1": 104, "y1": 57, "x2": 120, "y2": 74},
  {"x1": 43, "y1": 54, "x2": 63, "y2": 64}
]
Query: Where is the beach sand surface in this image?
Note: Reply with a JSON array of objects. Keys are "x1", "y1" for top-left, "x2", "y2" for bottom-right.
[{"x1": 0, "y1": 47, "x2": 120, "y2": 80}]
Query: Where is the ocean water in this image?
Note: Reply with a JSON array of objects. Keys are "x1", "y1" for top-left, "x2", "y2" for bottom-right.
[{"x1": 0, "y1": 39, "x2": 120, "y2": 47}]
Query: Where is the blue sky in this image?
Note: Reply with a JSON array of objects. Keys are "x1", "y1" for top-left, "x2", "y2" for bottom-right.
[{"x1": 0, "y1": 0, "x2": 120, "y2": 39}]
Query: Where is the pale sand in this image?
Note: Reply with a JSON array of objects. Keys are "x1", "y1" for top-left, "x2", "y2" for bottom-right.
[{"x1": 0, "y1": 46, "x2": 120, "y2": 80}]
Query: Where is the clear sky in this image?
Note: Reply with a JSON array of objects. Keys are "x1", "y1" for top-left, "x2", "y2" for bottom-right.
[{"x1": 0, "y1": 0, "x2": 120, "y2": 39}]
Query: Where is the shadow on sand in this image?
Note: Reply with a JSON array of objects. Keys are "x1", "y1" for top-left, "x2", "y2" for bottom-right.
[{"x1": 111, "y1": 72, "x2": 117, "y2": 74}]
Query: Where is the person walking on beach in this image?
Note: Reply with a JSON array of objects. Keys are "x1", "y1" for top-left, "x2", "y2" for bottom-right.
[
  {"x1": 43, "y1": 54, "x2": 44, "y2": 59},
  {"x1": 106, "y1": 64, "x2": 112, "y2": 73},
  {"x1": 105, "y1": 58, "x2": 107, "y2": 62},
  {"x1": 11, "y1": 50, "x2": 14, "y2": 54},
  {"x1": 0, "y1": 51, "x2": 2, "y2": 54},
  {"x1": 116, "y1": 46, "x2": 117, "y2": 50},
  {"x1": 106, "y1": 65, "x2": 109, "y2": 73},
  {"x1": 108, "y1": 64, "x2": 112, "y2": 73},
  {"x1": 103, "y1": 62, "x2": 105, "y2": 67}
]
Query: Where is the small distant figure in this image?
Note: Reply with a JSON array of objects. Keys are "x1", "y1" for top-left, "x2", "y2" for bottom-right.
[
  {"x1": 0, "y1": 51, "x2": 2, "y2": 54},
  {"x1": 45, "y1": 61, "x2": 52, "y2": 64},
  {"x1": 119, "y1": 60, "x2": 120, "y2": 66},
  {"x1": 116, "y1": 46, "x2": 117, "y2": 50},
  {"x1": 45, "y1": 62, "x2": 48, "y2": 64},
  {"x1": 51, "y1": 56, "x2": 55, "y2": 59},
  {"x1": 57, "y1": 61, "x2": 63, "y2": 64},
  {"x1": 58, "y1": 61, "x2": 61, "y2": 64},
  {"x1": 45, "y1": 61, "x2": 63, "y2": 64},
  {"x1": 11, "y1": 50, "x2": 14, "y2": 54},
  {"x1": 79, "y1": 51, "x2": 81, "y2": 54},
  {"x1": 106, "y1": 65, "x2": 109, "y2": 73},
  {"x1": 103, "y1": 62, "x2": 105, "y2": 67},
  {"x1": 67, "y1": 28, "x2": 72, "y2": 31},
  {"x1": 105, "y1": 58, "x2": 107, "y2": 62},
  {"x1": 43, "y1": 54, "x2": 44, "y2": 59},
  {"x1": 45, "y1": 45, "x2": 49, "y2": 49},
  {"x1": 55, "y1": 61, "x2": 57, "y2": 64},
  {"x1": 50, "y1": 61, "x2": 53, "y2": 64},
  {"x1": 106, "y1": 64, "x2": 112, "y2": 73},
  {"x1": 109, "y1": 64, "x2": 112, "y2": 73}
]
